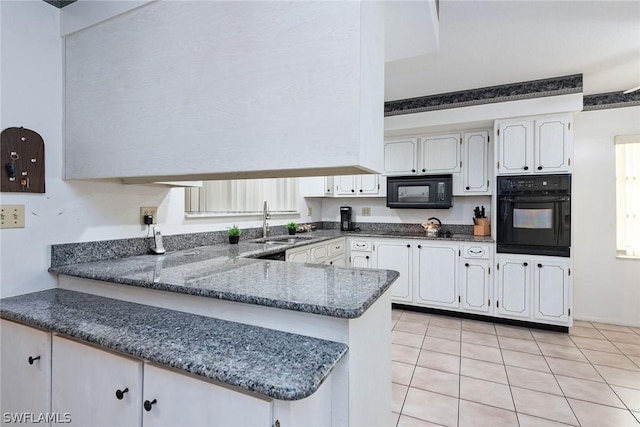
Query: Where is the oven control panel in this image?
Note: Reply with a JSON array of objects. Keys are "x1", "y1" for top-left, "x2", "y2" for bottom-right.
[{"x1": 498, "y1": 174, "x2": 571, "y2": 194}]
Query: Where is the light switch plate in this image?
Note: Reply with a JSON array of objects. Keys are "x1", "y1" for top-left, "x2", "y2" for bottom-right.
[
  {"x1": 307, "y1": 207, "x2": 312, "y2": 216},
  {"x1": 1, "y1": 205, "x2": 25, "y2": 228}
]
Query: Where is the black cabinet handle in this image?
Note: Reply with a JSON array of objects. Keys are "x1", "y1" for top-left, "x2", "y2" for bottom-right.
[
  {"x1": 537, "y1": 166, "x2": 543, "y2": 170},
  {"x1": 406, "y1": 244, "x2": 411, "y2": 248},
  {"x1": 422, "y1": 169, "x2": 426, "y2": 172},
  {"x1": 116, "y1": 388, "x2": 129, "y2": 400},
  {"x1": 359, "y1": 189, "x2": 363, "y2": 192},
  {"x1": 523, "y1": 262, "x2": 528, "y2": 267},
  {"x1": 28, "y1": 356, "x2": 40, "y2": 365},
  {"x1": 351, "y1": 189, "x2": 355, "y2": 193},
  {"x1": 464, "y1": 263, "x2": 469, "y2": 267},
  {"x1": 537, "y1": 263, "x2": 542, "y2": 268},
  {"x1": 412, "y1": 169, "x2": 416, "y2": 173},
  {"x1": 417, "y1": 245, "x2": 422, "y2": 249},
  {"x1": 523, "y1": 166, "x2": 529, "y2": 171},
  {"x1": 466, "y1": 186, "x2": 470, "y2": 190},
  {"x1": 365, "y1": 256, "x2": 369, "y2": 260},
  {"x1": 144, "y1": 399, "x2": 157, "y2": 412}
]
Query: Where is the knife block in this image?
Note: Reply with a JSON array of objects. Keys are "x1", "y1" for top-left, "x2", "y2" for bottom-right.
[{"x1": 473, "y1": 218, "x2": 491, "y2": 236}]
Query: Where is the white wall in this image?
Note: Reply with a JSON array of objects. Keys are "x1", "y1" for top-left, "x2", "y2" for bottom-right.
[
  {"x1": 0, "y1": 1, "x2": 317, "y2": 299},
  {"x1": 572, "y1": 106, "x2": 640, "y2": 326}
]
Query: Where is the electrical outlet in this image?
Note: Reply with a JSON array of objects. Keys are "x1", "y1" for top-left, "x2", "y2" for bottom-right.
[
  {"x1": 307, "y1": 207, "x2": 312, "y2": 216},
  {"x1": 362, "y1": 207, "x2": 371, "y2": 217},
  {"x1": 140, "y1": 206, "x2": 158, "y2": 224},
  {"x1": 0, "y1": 205, "x2": 25, "y2": 229}
]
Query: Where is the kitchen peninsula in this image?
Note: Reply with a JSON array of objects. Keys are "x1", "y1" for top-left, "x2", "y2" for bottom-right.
[{"x1": 1, "y1": 232, "x2": 399, "y2": 427}]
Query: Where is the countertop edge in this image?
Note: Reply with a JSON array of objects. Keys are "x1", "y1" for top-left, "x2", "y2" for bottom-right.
[{"x1": 0, "y1": 289, "x2": 349, "y2": 401}]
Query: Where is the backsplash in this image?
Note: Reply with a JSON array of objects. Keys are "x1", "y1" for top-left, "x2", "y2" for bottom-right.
[
  {"x1": 50, "y1": 223, "x2": 322, "y2": 267},
  {"x1": 50, "y1": 221, "x2": 474, "y2": 267}
]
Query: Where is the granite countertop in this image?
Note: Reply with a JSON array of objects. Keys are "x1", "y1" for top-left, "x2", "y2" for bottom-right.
[
  {"x1": 48, "y1": 230, "x2": 489, "y2": 319},
  {"x1": 50, "y1": 235, "x2": 400, "y2": 319},
  {"x1": 0, "y1": 289, "x2": 347, "y2": 401}
]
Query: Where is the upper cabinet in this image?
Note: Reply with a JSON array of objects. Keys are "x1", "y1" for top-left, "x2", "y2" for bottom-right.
[
  {"x1": 496, "y1": 114, "x2": 573, "y2": 175},
  {"x1": 64, "y1": 1, "x2": 385, "y2": 182},
  {"x1": 384, "y1": 130, "x2": 490, "y2": 195},
  {"x1": 383, "y1": 135, "x2": 460, "y2": 176},
  {"x1": 383, "y1": 137, "x2": 418, "y2": 175},
  {"x1": 334, "y1": 174, "x2": 385, "y2": 197},
  {"x1": 420, "y1": 134, "x2": 461, "y2": 174},
  {"x1": 461, "y1": 131, "x2": 491, "y2": 195}
]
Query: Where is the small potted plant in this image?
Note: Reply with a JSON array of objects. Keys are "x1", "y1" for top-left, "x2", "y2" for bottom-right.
[
  {"x1": 286, "y1": 221, "x2": 297, "y2": 235},
  {"x1": 228, "y1": 225, "x2": 241, "y2": 244}
]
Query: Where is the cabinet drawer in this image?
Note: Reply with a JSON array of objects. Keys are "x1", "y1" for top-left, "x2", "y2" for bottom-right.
[
  {"x1": 327, "y1": 238, "x2": 345, "y2": 256},
  {"x1": 463, "y1": 245, "x2": 490, "y2": 259},
  {"x1": 351, "y1": 240, "x2": 372, "y2": 251}
]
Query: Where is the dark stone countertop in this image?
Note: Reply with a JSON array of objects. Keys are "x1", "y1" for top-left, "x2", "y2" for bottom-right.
[
  {"x1": 50, "y1": 232, "x2": 399, "y2": 319},
  {"x1": 0, "y1": 289, "x2": 348, "y2": 401}
]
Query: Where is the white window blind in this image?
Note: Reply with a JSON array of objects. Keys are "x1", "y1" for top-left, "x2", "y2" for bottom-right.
[
  {"x1": 615, "y1": 135, "x2": 640, "y2": 257},
  {"x1": 185, "y1": 178, "x2": 299, "y2": 215}
]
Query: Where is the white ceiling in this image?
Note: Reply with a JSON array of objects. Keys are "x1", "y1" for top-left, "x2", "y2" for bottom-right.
[{"x1": 384, "y1": 0, "x2": 640, "y2": 101}]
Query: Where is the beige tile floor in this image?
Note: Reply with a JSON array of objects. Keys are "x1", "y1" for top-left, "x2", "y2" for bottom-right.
[{"x1": 391, "y1": 309, "x2": 640, "y2": 427}]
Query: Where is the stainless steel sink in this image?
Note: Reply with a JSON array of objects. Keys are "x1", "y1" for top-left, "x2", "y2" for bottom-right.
[{"x1": 251, "y1": 235, "x2": 314, "y2": 244}]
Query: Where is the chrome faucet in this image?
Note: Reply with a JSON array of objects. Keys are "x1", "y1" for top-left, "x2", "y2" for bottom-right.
[{"x1": 262, "y1": 201, "x2": 270, "y2": 238}]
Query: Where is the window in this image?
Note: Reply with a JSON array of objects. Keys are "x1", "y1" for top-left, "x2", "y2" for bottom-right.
[
  {"x1": 615, "y1": 135, "x2": 640, "y2": 257},
  {"x1": 185, "y1": 178, "x2": 299, "y2": 216}
]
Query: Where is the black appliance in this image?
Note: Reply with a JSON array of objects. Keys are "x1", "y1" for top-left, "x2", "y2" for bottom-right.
[
  {"x1": 386, "y1": 175, "x2": 453, "y2": 209},
  {"x1": 340, "y1": 206, "x2": 355, "y2": 231},
  {"x1": 497, "y1": 174, "x2": 571, "y2": 257}
]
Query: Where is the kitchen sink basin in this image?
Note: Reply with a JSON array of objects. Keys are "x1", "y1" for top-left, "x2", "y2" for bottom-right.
[{"x1": 251, "y1": 235, "x2": 314, "y2": 244}]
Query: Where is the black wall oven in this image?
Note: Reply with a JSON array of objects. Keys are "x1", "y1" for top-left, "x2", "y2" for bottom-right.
[{"x1": 497, "y1": 174, "x2": 571, "y2": 257}]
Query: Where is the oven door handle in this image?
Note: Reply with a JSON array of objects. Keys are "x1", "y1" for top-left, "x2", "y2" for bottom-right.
[{"x1": 499, "y1": 196, "x2": 570, "y2": 203}]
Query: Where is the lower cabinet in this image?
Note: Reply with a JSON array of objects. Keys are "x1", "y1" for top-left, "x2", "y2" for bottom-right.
[
  {"x1": 0, "y1": 320, "x2": 51, "y2": 422},
  {"x1": 460, "y1": 260, "x2": 491, "y2": 314},
  {"x1": 496, "y1": 254, "x2": 572, "y2": 325},
  {"x1": 52, "y1": 336, "x2": 142, "y2": 426},
  {"x1": 142, "y1": 364, "x2": 272, "y2": 427},
  {"x1": 415, "y1": 243, "x2": 459, "y2": 309},
  {"x1": 349, "y1": 239, "x2": 373, "y2": 268},
  {"x1": 286, "y1": 238, "x2": 345, "y2": 265},
  {"x1": 373, "y1": 239, "x2": 412, "y2": 303}
]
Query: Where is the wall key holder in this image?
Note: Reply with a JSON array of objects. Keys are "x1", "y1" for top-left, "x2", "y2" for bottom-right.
[{"x1": 1, "y1": 127, "x2": 45, "y2": 193}]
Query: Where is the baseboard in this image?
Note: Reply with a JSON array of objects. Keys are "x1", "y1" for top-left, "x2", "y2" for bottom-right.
[{"x1": 392, "y1": 303, "x2": 569, "y2": 333}]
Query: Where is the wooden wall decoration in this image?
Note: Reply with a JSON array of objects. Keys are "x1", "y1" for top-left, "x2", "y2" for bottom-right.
[{"x1": 1, "y1": 127, "x2": 45, "y2": 193}]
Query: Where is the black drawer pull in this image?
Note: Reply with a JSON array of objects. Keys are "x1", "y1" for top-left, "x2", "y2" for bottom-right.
[
  {"x1": 464, "y1": 263, "x2": 469, "y2": 267},
  {"x1": 365, "y1": 256, "x2": 369, "y2": 260},
  {"x1": 116, "y1": 388, "x2": 129, "y2": 400},
  {"x1": 144, "y1": 399, "x2": 157, "y2": 412},
  {"x1": 523, "y1": 166, "x2": 529, "y2": 170},
  {"x1": 537, "y1": 263, "x2": 542, "y2": 268},
  {"x1": 523, "y1": 262, "x2": 528, "y2": 267},
  {"x1": 28, "y1": 356, "x2": 40, "y2": 365},
  {"x1": 406, "y1": 244, "x2": 411, "y2": 248},
  {"x1": 537, "y1": 166, "x2": 543, "y2": 170},
  {"x1": 417, "y1": 245, "x2": 422, "y2": 249}
]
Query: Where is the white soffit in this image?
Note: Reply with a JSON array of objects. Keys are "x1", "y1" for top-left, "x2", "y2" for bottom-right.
[{"x1": 384, "y1": 0, "x2": 439, "y2": 62}]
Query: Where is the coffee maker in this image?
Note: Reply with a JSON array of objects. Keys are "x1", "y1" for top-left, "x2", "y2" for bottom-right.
[{"x1": 340, "y1": 206, "x2": 354, "y2": 231}]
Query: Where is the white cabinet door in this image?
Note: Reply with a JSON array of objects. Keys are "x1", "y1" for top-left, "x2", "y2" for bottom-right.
[
  {"x1": 496, "y1": 257, "x2": 531, "y2": 319},
  {"x1": 286, "y1": 247, "x2": 311, "y2": 263},
  {"x1": 351, "y1": 252, "x2": 373, "y2": 268},
  {"x1": 460, "y1": 260, "x2": 491, "y2": 314},
  {"x1": 310, "y1": 245, "x2": 328, "y2": 263},
  {"x1": 374, "y1": 240, "x2": 412, "y2": 303},
  {"x1": 143, "y1": 364, "x2": 272, "y2": 427},
  {"x1": 498, "y1": 120, "x2": 532, "y2": 174},
  {"x1": 384, "y1": 138, "x2": 418, "y2": 175},
  {"x1": 0, "y1": 320, "x2": 51, "y2": 421},
  {"x1": 533, "y1": 260, "x2": 571, "y2": 323},
  {"x1": 358, "y1": 174, "x2": 380, "y2": 195},
  {"x1": 415, "y1": 243, "x2": 459, "y2": 309},
  {"x1": 461, "y1": 131, "x2": 490, "y2": 194},
  {"x1": 324, "y1": 176, "x2": 334, "y2": 196},
  {"x1": 534, "y1": 116, "x2": 572, "y2": 173},
  {"x1": 52, "y1": 336, "x2": 142, "y2": 427},
  {"x1": 327, "y1": 254, "x2": 346, "y2": 266},
  {"x1": 420, "y1": 134, "x2": 461, "y2": 174},
  {"x1": 335, "y1": 175, "x2": 357, "y2": 195}
]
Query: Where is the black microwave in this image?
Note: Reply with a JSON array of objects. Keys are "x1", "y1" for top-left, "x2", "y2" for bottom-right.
[{"x1": 387, "y1": 175, "x2": 453, "y2": 209}]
